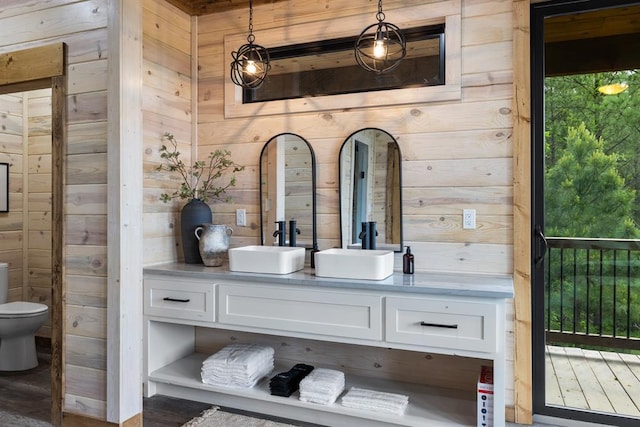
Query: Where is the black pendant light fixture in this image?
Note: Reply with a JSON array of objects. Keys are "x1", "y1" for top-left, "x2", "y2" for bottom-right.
[
  {"x1": 230, "y1": 0, "x2": 270, "y2": 89},
  {"x1": 355, "y1": 0, "x2": 406, "y2": 73}
]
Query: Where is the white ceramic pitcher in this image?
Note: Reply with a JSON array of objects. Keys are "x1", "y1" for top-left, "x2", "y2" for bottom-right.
[{"x1": 194, "y1": 224, "x2": 233, "y2": 267}]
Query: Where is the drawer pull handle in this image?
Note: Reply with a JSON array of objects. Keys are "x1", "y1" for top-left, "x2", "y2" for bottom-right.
[
  {"x1": 163, "y1": 297, "x2": 190, "y2": 303},
  {"x1": 420, "y1": 322, "x2": 458, "y2": 329}
]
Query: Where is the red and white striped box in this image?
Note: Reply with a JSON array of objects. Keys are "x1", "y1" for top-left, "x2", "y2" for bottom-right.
[{"x1": 477, "y1": 365, "x2": 494, "y2": 427}]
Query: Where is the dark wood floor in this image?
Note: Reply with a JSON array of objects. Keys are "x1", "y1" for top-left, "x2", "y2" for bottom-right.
[
  {"x1": 0, "y1": 346, "x2": 321, "y2": 427},
  {"x1": 0, "y1": 349, "x2": 52, "y2": 423}
]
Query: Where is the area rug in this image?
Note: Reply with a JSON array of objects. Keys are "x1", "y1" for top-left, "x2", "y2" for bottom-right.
[
  {"x1": 182, "y1": 407, "x2": 298, "y2": 427},
  {"x1": 0, "y1": 410, "x2": 52, "y2": 427}
]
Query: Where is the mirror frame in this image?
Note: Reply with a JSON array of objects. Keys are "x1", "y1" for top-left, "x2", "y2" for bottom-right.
[
  {"x1": 339, "y1": 128, "x2": 403, "y2": 252},
  {"x1": 259, "y1": 133, "x2": 318, "y2": 250}
]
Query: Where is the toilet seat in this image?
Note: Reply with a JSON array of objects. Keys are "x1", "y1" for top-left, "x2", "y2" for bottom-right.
[{"x1": 0, "y1": 302, "x2": 48, "y2": 318}]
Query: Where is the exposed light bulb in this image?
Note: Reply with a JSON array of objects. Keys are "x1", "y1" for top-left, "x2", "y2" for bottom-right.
[
  {"x1": 245, "y1": 60, "x2": 257, "y2": 75},
  {"x1": 373, "y1": 40, "x2": 387, "y2": 58}
]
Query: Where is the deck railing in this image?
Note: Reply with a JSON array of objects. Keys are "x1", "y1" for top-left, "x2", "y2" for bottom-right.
[{"x1": 545, "y1": 237, "x2": 640, "y2": 350}]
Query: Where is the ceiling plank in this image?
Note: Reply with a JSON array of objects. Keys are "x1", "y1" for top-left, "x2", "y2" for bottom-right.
[
  {"x1": 164, "y1": 0, "x2": 286, "y2": 16},
  {"x1": 545, "y1": 5, "x2": 640, "y2": 42}
]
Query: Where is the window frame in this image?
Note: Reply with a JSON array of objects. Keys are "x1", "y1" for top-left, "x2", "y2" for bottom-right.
[{"x1": 223, "y1": 0, "x2": 461, "y2": 118}]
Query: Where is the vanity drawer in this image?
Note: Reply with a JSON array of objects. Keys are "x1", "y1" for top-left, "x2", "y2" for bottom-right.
[
  {"x1": 385, "y1": 296, "x2": 497, "y2": 353},
  {"x1": 218, "y1": 284, "x2": 382, "y2": 340},
  {"x1": 144, "y1": 277, "x2": 215, "y2": 322}
]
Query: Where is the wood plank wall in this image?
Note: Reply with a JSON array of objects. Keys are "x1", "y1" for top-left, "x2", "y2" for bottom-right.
[
  {"x1": 142, "y1": 0, "x2": 193, "y2": 265},
  {"x1": 27, "y1": 89, "x2": 53, "y2": 338},
  {"x1": 192, "y1": 0, "x2": 516, "y2": 415},
  {"x1": 0, "y1": 0, "x2": 523, "y2": 422},
  {"x1": 196, "y1": 0, "x2": 514, "y2": 273},
  {"x1": 0, "y1": 88, "x2": 54, "y2": 339},
  {"x1": 0, "y1": 0, "x2": 110, "y2": 420},
  {"x1": 0, "y1": 93, "x2": 24, "y2": 302}
]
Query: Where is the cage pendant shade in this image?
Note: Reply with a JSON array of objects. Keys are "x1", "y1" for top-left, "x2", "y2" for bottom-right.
[
  {"x1": 230, "y1": 0, "x2": 270, "y2": 89},
  {"x1": 230, "y1": 41, "x2": 270, "y2": 89},
  {"x1": 355, "y1": 1, "x2": 406, "y2": 73}
]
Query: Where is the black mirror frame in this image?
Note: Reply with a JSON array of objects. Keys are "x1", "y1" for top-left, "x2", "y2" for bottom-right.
[
  {"x1": 259, "y1": 133, "x2": 318, "y2": 251},
  {"x1": 338, "y1": 128, "x2": 403, "y2": 252}
]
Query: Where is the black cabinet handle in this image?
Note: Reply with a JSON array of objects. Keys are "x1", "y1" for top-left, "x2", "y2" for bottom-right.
[
  {"x1": 163, "y1": 297, "x2": 190, "y2": 303},
  {"x1": 419, "y1": 321, "x2": 458, "y2": 329}
]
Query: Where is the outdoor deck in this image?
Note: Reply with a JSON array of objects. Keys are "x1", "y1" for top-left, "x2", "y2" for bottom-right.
[{"x1": 546, "y1": 345, "x2": 640, "y2": 417}]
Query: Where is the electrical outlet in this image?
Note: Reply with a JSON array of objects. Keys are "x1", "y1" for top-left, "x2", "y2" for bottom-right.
[
  {"x1": 236, "y1": 209, "x2": 246, "y2": 227},
  {"x1": 463, "y1": 209, "x2": 476, "y2": 229}
]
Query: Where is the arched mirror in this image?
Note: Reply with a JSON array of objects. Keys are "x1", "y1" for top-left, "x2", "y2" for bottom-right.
[
  {"x1": 260, "y1": 133, "x2": 317, "y2": 250},
  {"x1": 339, "y1": 128, "x2": 402, "y2": 252}
]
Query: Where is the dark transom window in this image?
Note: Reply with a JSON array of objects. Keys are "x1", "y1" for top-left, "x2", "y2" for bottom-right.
[{"x1": 243, "y1": 24, "x2": 445, "y2": 104}]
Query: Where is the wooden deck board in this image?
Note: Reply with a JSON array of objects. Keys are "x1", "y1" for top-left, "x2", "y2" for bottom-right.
[
  {"x1": 546, "y1": 345, "x2": 640, "y2": 418},
  {"x1": 564, "y1": 346, "x2": 615, "y2": 413},
  {"x1": 600, "y1": 351, "x2": 640, "y2": 414},
  {"x1": 545, "y1": 351, "x2": 564, "y2": 406},
  {"x1": 546, "y1": 346, "x2": 589, "y2": 409},
  {"x1": 583, "y1": 349, "x2": 640, "y2": 416}
]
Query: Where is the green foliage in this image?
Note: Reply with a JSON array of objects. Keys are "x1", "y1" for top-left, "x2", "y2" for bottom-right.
[
  {"x1": 157, "y1": 132, "x2": 245, "y2": 203},
  {"x1": 543, "y1": 70, "x2": 640, "y2": 346},
  {"x1": 546, "y1": 70, "x2": 640, "y2": 219},
  {"x1": 545, "y1": 123, "x2": 638, "y2": 238}
]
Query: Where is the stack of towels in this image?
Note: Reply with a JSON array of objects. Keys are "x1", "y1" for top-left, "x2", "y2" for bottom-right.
[
  {"x1": 298, "y1": 368, "x2": 345, "y2": 405},
  {"x1": 200, "y1": 343, "x2": 274, "y2": 388},
  {"x1": 341, "y1": 387, "x2": 409, "y2": 415},
  {"x1": 269, "y1": 363, "x2": 314, "y2": 397}
]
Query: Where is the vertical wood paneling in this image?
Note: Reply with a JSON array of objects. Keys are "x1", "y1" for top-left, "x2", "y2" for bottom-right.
[
  {"x1": 51, "y1": 67, "x2": 67, "y2": 427},
  {"x1": 513, "y1": 0, "x2": 533, "y2": 422},
  {"x1": 106, "y1": 0, "x2": 144, "y2": 422}
]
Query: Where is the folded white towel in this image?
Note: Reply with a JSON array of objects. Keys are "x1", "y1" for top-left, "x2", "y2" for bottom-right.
[
  {"x1": 341, "y1": 387, "x2": 409, "y2": 415},
  {"x1": 201, "y1": 343, "x2": 274, "y2": 388},
  {"x1": 299, "y1": 368, "x2": 345, "y2": 405}
]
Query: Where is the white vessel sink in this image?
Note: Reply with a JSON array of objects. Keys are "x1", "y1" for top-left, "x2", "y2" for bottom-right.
[
  {"x1": 314, "y1": 248, "x2": 394, "y2": 280},
  {"x1": 228, "y1": 245, "x2": 305, "y2": 275}
]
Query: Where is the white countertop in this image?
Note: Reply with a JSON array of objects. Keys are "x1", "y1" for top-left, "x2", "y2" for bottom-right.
[{"x1": 144, "y1": 263, "x2": 514, "y2": 299}]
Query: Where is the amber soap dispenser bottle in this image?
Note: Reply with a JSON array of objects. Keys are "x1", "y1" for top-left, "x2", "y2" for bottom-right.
[{"x1": 403, "y1": 246, "x2": 414, "y2": 274}]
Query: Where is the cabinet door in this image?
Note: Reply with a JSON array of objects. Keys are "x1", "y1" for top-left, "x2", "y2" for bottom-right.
[
  {"x1": 385, "y1": 296, "x2": 497, "y2": 353},
  {"x1": 218, "y1": 284, "x2": 382, "y2": 340},
  {"x1": 144, "y1": 276, "x2": 215, "y2": 322}
]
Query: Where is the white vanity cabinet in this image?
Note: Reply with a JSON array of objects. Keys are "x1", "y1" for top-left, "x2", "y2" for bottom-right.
[
  {"x1": 217, "y1": 283, "x2": 383, "y2": 341},
  {"x1": 143, "y1": 265, "x2": 513, "y2": 427}
]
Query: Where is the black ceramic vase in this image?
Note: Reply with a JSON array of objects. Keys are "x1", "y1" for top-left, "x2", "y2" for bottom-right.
[{"x1": 181, "y1": 199, "x2": 212, "y2": 264}]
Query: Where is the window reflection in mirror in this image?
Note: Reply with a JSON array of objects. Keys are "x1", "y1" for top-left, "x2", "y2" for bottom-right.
[
  {"x1": 339, "y1": 128, "x2": 402, "y2": 252},
  {"x1": 245, "y1": 25, "x2": 444, "y2": 103},
  {"x1": 260, "y1": 133, "x2": 317, "y2": 249}
]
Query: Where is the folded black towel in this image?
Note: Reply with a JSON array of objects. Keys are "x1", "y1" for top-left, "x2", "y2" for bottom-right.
[{"x1": 269, "y1": 363, "x2": 314, "y2": 397}]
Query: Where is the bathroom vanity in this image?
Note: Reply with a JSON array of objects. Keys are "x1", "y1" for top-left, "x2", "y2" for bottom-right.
[{"x1": 143, "y1": 264, "x2": 513, "y2": 426}]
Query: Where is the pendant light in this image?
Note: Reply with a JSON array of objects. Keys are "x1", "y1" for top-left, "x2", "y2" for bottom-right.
[
  {"x1": 598, "y1": 82, "x2": 628, "y2": 95},
  {"x1": 355, "y1": 0, "x2": 406, "y2": 73},
  {"x1": 230, "y1": 0, "x2": 270, "y2": 89}
]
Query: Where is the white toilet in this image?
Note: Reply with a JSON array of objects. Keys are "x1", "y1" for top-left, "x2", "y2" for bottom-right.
[{"x1": 0, "y1": 262, "x2": 49, "y2": 371}]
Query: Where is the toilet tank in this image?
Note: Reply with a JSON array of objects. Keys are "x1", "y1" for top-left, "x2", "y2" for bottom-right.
[{"x1": 0, "y1": 262, "x2": 8, "y2": 304}]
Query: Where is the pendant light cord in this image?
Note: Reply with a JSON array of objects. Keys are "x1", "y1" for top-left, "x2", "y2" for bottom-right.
[
  {"x1": 376, "y1": 0, "x2": 385, "y2": 23},
  {"x1": 247, "y1": 0, "x2": 255, "y2": 44}
]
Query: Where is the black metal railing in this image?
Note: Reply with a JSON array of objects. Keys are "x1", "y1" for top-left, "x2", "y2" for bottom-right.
[{"x1": 545, "y1": 237, "x2": 640, "y2": 350}]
